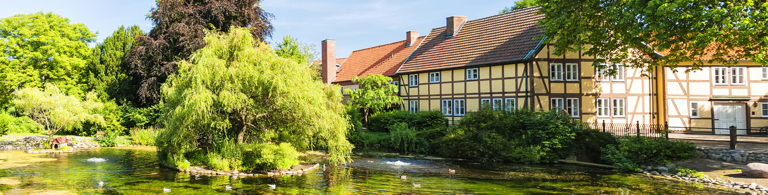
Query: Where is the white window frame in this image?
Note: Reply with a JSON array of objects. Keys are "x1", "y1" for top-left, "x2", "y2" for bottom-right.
[
  {"x1": 611, "y1": 64, "x2": 625, "y2": 81},
  {"x1": 408, "y1": 74, "x2": 419, "y2": 87},
  {"x1": 389, "y1": 81, "x2": 399, "y2": 92},
  {"x1": 761, "y1": 103, "x2": 768, "y2": 117},
  {"x1": 596, "y1": 98, "x2": 610, "y2": 117},
  {"x1": 596, "y1": 63, "x2": 610, "y2": 81},
  {"x1": 566, "y1": 98, "x2": 579, "y2": 117},
  {"x1": 565, "y1": 63, "x2": 579, "y2": 81},
  {"x1": 713, "y1": 67, "x2": 727, "y2": 85},
  {"x1": 441, "y1": 99, "x2": 453, "y2": 116},
  {"x1": 409, "y1": 100, "x2": 419, "y2": 113},
  {"x1": 690, "y1": 101, "x2": 700, "y2": 118},
  {"x1": 466, "y1": 68, "x2": 479, "y2": 80},
  {"x1": 480, "y1": 98, "x2": 491, "y2": 109},
  {"x1": 550, "y1": 63, "x2": 563, "y2": 81},
  {"x1": 454, "y1": 99, "x2": 466, "y2": 116},
  {"x1": 550, "y1": 98, "x2": 564, "y2": 112},
  {"x1": 429, "y1": 72, "x2": 441, "y2": 83},
  {"x1": 612, "y1": 98, "x2": 626, "y2": 117},
  {"x1": 492, "y1": 98, "x2": 503, "y2": 111},
  {"x1": 505, "y1": 98, "x2": 516, "y2": 112},
  {"x1": 762, "y1": 67, "x2": 768, "y2": 80},
  {"x1": 731, "y1": 67, "x2": 745, "y2": 85}
]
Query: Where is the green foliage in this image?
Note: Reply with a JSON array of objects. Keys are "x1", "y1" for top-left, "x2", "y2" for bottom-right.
[
  {"x1": 130, "y1": 127, "x2": 162, "y2": 146},
  {"x1": 5, "y1": 115, "x2": 40, "y2": 134},
  {"x1": 388, "y1": 123, "x2": 429, "y2": 154},
  {"x1": 347, "y1": 74, "x2": 402, "y2": 122},
  {"x1": 500, "y1": 0, "x2": 539, "y2": 14},
  {"x1": 570, "y1": 128, "x2": 618, "y2": 164},
  {"x1": 12, "y1": 83, "x2": 105, "y2": 148},
  {"x1": 121, "y1": 104, "x2": 162, "y2": 129},
  {"x1": 601, "y1": 137, "x2": 696, "y2": 172},
  {"x1": 677, "y1": 168, "x2": 704, "y2": 179},
  {"x1": 158, "y1": 27, "x2": 352, "y2": 169},
  {"x1": 75, "y1": 100, "x2": 125, "y2": 136},
  {"x1": 368, "y1": 110, "x2": 447, "y2": 133},
  {"x1": 538, "y1": 0, "x2": 768, "y2": 72},
  {"x1": 436, "y1": 108, "x2": 577, "y2": 163},
  {"x1": 0, "y1": 112, "x2": 8, "y2": 136},
  {"x1": 274, "y1": 35, "x2": 317, "y2": 66},
  {"x1": 85, "y1": 25, "x2": 145, "y2": 104},
  {"x1": 243, "y1": 143, "x2": 300, "y2": 171},
  {"x1": 96, "y1": 130, "x2": 119, "y2": 147},
  {"x1": 0, "y1": 12, "x2": 96, "y2": 106}
]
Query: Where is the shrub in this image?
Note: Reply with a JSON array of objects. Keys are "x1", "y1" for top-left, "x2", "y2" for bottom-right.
[
  {"x1": 121, "y1": 104, "x2": 162, "y2": 129},
  {"x1": 368, "y1": 110, "x2": 447, "y2": 133},
  {"x1": 570, "y1": 128, "x2": 618, "y2": 163},
  {"x1": 0, "y1": 110, "x2": 41, "y2": 135},
  {"x1": 602, "y1": 136, "x2": 696, "y2": 172},
  {"x1": 242, "y1": 143, "x2": 299, "y2": 171},
  {"x1": 0, "y1": 111, "x2": 11, "y2": 136},
  {"x1": 389, "y1": 123, "x2": 429, "y2": 154},
  {"x1": 130, "y1": 127, "x2": 162, "y2": 146},
  {"x1": 95, "y1": 131, "x2": 119, "y2": 147}
]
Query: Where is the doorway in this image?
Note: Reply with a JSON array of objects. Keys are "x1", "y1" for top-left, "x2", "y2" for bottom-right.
[{"x1": 713, "y1": 103, "x2": 747, "y2": 135}]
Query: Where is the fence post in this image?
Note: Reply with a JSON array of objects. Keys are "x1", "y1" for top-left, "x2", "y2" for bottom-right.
[
  {"x1": 602, "y1": 120, "x2": 606, "y2": 133},
  {"x1": 636, "y1": 121, "x2": 640, "y2": 137},
  {"x1": 664, "y1": 121, "x2": 669, "y2": 140},
  {"x1": 730, "y1": 125, "x2": 738, "y2": 149}
]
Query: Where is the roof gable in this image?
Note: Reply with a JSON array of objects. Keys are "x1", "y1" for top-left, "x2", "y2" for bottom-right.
[
  {"x1": 333, "y1": 36, "x2": 426, "y2": 83},
  {"x1": 398, "y1": 7, "x2": 545, "y2": 74}
]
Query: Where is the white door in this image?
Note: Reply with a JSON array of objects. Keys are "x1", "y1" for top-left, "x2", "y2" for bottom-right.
[{"x1": 713, "y1": 103, "x2": 747, "y2": 135}]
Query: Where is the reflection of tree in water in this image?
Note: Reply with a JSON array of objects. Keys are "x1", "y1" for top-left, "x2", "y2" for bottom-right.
[{"x1": 323, "y1": 167, "x2": 353, "y2": 193}]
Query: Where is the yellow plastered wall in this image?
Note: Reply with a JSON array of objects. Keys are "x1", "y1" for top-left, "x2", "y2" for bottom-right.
[
  {"x1": 467, "y1": 81, "x2": 478, "y2": 93},
  {"x1": 565, "y1": 50, "x2": 580, "y2": 59},
  {"x1": 467, "y1": 98, "x2": 479, "y2": 112},
  {"x1": 480, "y1": 67, "x2": 490, "y2": 79},
  {"x1": 479, "y1": 81, "x2": 490, "y2": 93},
  {"x1": 454, "y1": 82, "x2": 465, "y2": 94},
  {"x1": 419, "y1": 73, "x2": 428, "y2": 84},
  {"x1": 441, "y1": 83, "x2": 452, "y2": 94},
  {"x1": 551, "y1": 83, "x2": 564, "y2": 94},
  {"x1": 536, "y1": 46, "x2": 548, "y2": 59},
  {"x1": 751, "y1": 119, "x2": 768, "y2": 129},
  {"x1": 430, "y1": 100, "x2": 439, "y2": 111},
  {"x1": 566, "y1": 83, "x2": 579, "y2": 94},
  {"x1": 491, "y1": 66, "x2": 502, "y2": 78},
  {"x1": 442, "y1": 70, "x2": 453, "y2": 82},
  {"x1": 454, "y1": 70, "x2": 465, "y2": 82},
  {"x1": 429, "y1": 84, "x2": 439, "y2": 94},
  {"x1": 409, "y1": 87, "x2": 418, "y2": 96},
  {"x1": 492, "y1": 80, "x2": 503, "y2": 93},
  {"x1": 419, "y1": 85, "x2": 428, "y2": 95},
  {"x1": 504, "y1": 79, "x2": 515, "y2": 92},
  {"x1": 534, "y1": 79, "x2": 548, "y2": 94},
  {"x1": 419, "y1": 100, "x2": 428, "y2": 111},
  {"x1": 504, "y1": 64, "x2": 515, "y2": 78}
]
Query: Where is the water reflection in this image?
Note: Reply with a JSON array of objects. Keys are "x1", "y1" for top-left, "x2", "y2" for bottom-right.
[{"x1": 0, "y1": 148, "x2": 738, "y2": 194}]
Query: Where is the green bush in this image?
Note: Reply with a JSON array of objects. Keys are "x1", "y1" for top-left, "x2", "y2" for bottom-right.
[
  {"x1": 0, "y1": 110, "x2": 41, "y2": 135},
  {"x1": 389, "y1": 123, "x2": 429, "y2": 154},
  {"x1": 95, "y1": 131, "x2": 119, "y2": 147},
  {"x1": 0, "y1": 111, "x2": 11, "y2": 136},
  {"x1": 130, "y1": 127, "x2": 162, "y2": 146},
  {"x1": 602, "y1": 136, "x2": 696, "y2": 172},
  {"x1": 121, "y1": 104, "x2": 162, "y2": 129},
  {"x1": 570, "y1": 128, "x2": 618, "y2": 163},
  {"x1": 368, "y1": 110, "x2": 447, "y2": 133},
  {"x1": 242, "y1": 143, "x2": 299, "y2": 171}
]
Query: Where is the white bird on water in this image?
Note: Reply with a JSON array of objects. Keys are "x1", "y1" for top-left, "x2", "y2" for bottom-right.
[
  {"x1": 163, "y1": 187, "x2": 171, "y2": 193},
  {"x1": 225, "y1": 185, "x2": 232, "y2": 190},
  {"x1": 97, "y1": 181, "x2": 104, "y2": 187},
  {"x1": 268, "y1": 184, "x2": 276, "y2": 190}
]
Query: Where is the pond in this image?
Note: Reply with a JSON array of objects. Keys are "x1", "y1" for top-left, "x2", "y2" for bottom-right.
[{"x1": 0, "y1": 147, "x2": 736, "y2": 194}]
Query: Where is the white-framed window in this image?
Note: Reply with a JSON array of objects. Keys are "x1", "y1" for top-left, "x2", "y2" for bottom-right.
[
  {"x1": 690, "y1": 101, "x2": 700, "y2": 118},
  {"x1": 596, "y1": 98, "x2": 610, "y2": 117},
  {"x1": 612, "y1": 98, "x2": 625, "y2": 117},
  {"x1": 713, "y1": 67, "x2": 727, "y2": 85},
  {"x1": 441, "y1": 99, "x2": 453, "y2": 116},
  {"x1": 429, "y1": 72, "x2": 440, "y2": 83},
  {"x1": 565, "y1": 63, "x2": 579, "y2": 81},
  {"x1": 566, "y1": 98, "x2": 579, "y2": 117},
  {"x1": 466, "y1": 68, "x2": 479, "y2": 80},
  {"x1": 409, "y1": 74, "x2": 418, "y2": 87},
  {"x1": 761, "y1": 103, "x2": 768, "y2": 117},
  {"x1": 341, "y1": 85, "x2": 358, "y2": 95},
  {"x1": 550, "y1": 63, "x2": 563, "y2": 81},
  {"x1": 505, "y1": 98, "x2": 516, "y2": 112},
  {"x1": 454, "y1": 99, "x2": 466, "y2": 116},
  {"x1": 550, "y1": 98, "x2": 564, "y2": 112},
  {"x1": 492, "y1": 98, "x2": 503, "y2": 111},
  {"x1": 731, "y1": 67, "x2": 745, "y2": 85},
  {"x1": 611, "y1": 64, "x2": 625, "y2": 81},
  {"x1": 762, "y1": 67, "x2": 768, "y2": 80},
  {"x1": 596, "y1": 63, "x2": 610, "y2": 81},
  {"x1": 481, "y1": 98, "x2": 491, "y2": 108},
  {"x1": 409, "y1": 100, "x2": 419, "y2": 113}
]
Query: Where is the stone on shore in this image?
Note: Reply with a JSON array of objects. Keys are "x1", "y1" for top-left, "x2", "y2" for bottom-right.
[{"x1": 743, "y1": 163, "x2": 768, "y2": 178}]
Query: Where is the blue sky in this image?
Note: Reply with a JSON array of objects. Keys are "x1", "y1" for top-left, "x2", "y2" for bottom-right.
[{"x1": 0, "y1": 0, "x2": 515, "y2": 58}]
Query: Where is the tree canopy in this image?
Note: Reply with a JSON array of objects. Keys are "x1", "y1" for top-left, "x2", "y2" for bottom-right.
[
  {"x1": 500, "y1": 0, "x2": 540, "y2": 14},
  {"x1": 159, "y1": 27, "x2": 352, "y2": 166},
  {"x1": 86, "y1": 25, "x2": 145, "y2": 103},
  {"x1": 274, "y1": 35, "x2": 318, "y2": 67},
  {"x1": 0, "y1": 12, "x2": 96, "y2": 106},
  {"x1": 347, "y1": 74, "x2": 402, "y2": 122},
  {"x1": 126, "y1": 0, "x2": 274, "y2": 106},
  {"x1": 538, "y1": 0, "x2": 768, "y2": 72},
  {"x1": 13, "y1": 83, "x2": 104, "y2": 148}
]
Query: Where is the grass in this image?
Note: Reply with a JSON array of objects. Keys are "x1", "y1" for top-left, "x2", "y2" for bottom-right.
[{"x1": 129, "y1": 128, "x2": 161, "y2": 146}]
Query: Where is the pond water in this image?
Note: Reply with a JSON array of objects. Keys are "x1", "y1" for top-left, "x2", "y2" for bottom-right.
[{"x1": 0, "y1": 147, "x2": 736, "y2": 194}]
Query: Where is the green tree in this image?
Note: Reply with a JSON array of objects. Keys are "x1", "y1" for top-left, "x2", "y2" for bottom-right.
[
  {"x1": 12, "y1": 83, "x2": 104, "y2": 148},
  {"x1": 275, "y1": 35, "x2": 318, "y2": 66},
  {"x1": 86, "y1": 25, "x2": 145, "y2": 103},
  {"x1": 537, "y1": 0, "x2": 768, "y2": 72},
  {"x1": 126, "y1": 0, "x2": 274, "y2": 106},
  {"x1": 159, "y1": 27, "x2": 352, "y2": 167},
  {"x1": 346, "y1": 74, "x2": 402, "y2": 122},
  {"x1": 500, "y1": 0, "x2": 540, "y2": 14},
  {"x1": 0, "y1": 12, "x2": 96, "y2": 106}
]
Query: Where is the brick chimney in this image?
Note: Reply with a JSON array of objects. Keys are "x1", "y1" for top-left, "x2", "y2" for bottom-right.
[
  {"x1": 406, "y1": 31, "x2": 419, "y2": 47},
  {"x1": 446, "y1": 16, "x2": 467, "y2": 37},
  {"x1": 321, "y1": 39, "x2": 336, "y2": 85}
]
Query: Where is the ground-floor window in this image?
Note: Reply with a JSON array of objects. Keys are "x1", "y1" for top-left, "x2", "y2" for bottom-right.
[
  {"x1": 597, "y1": 98, "x2": 609, "y2": 117},
  {"x1": 441, "y1": 99, "x2": 453, "y2": 116},
  {"x1": 409, "y1": 100, "x2": 418, "y2": 113},
  {"x1": 492, "y1": 98, "x2": 503, "y2": 111},
  {"x1": 762, "y1": 103, "x2": 768, "y2": 117},
  {"x1": 454, "y1": 99, "x2": 466, "y2": 116},
  {"x1": 550, "y1": 98, "x2": 564, "y2": 112},
  {"x1": 612, "y1": 98, "x2": 625, "y2": 117},
  {"x1": 690, "y1": 101, "x2": 701, "y2": 118},
  {"x1": 566, "y1": 98, "x2": 579, "y2": 117},
  {"x1": 505, "y1": 98, "x2": 516, "y2": 112},
  {"x1": 481, "y1": 98, "x2": 491, "y2": 109}
]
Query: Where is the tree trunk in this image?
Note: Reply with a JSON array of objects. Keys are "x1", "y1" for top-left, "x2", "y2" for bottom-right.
[
  {"x1": 48, "y1": 133, "x2": 54, "y2": 149},
  {"x1": 237, "y1": 124, "x2": 247, "y2": 144}
]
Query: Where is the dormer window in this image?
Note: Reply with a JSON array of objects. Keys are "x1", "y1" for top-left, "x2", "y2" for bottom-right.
[
  {"x1": 466, "y1": 68, "x2": 479, "y2": 80},
  {"x1": 336, "y1": 64, "x2": 341, "y2": 68}
]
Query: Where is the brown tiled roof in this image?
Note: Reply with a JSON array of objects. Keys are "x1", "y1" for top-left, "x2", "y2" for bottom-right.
[
  {"x1": 332, "y1": 36, "x2": 426, "y2": 83},
  {"x1": 655, "y1": 43, "x2": 746, "y2": 60},
  {"x1": 398, "y1": 7, "x2": 545, "y2": 74}
]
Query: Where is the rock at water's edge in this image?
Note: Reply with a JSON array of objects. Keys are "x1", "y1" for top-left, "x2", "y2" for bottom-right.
[{"x1": 743, "y1": 163, "x2": 768, "y2": 178}]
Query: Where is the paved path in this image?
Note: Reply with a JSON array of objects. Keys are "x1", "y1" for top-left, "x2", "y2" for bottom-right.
[{"x1": 668, "y1": 133, "x2": 768, "y2": 143}]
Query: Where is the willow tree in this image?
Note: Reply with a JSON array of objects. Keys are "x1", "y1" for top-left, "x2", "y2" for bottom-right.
[
  {"x1": 12, "y1": 83, "x2": 104, "y2": 148},
  {"x1": 159, "y1": 28, "x2": 352, "y2": 166}
]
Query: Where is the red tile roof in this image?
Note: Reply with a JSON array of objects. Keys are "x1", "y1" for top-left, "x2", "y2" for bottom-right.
[
  {"x1": 332, "y1": 36, "x2": 426, "y2": 83},
  {"x1": 398, "y1": 7, "x2": 545, "y2": 74}
]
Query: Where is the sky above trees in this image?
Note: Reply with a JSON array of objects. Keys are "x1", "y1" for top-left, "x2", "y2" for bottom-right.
[{"x1": 0, "y1": 0, "x2": 514, "y2": 59}]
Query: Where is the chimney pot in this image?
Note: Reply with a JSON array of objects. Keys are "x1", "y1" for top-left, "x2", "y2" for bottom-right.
[
  {"x1": 406, "y1": 31, "x2": 419, "y2": 47},
  {"x1": 446, "y1": 16, "x2": 467, "y2": 37},
  {"x1": 321, "y1": 39, "x2": 336, "y2": 85}
]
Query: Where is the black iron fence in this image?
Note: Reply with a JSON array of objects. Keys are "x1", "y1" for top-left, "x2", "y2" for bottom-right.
[{"x1": 587, "y1": 121, "x2": 668, "y2": 139}]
